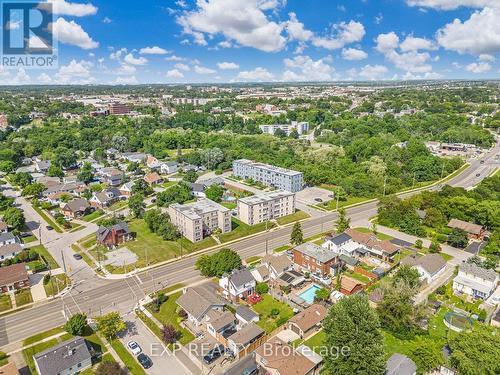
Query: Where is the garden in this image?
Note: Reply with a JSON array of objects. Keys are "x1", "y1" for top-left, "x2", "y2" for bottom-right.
[{"x1": 253, "y1": 294, "x2": 294, "y2": 333}]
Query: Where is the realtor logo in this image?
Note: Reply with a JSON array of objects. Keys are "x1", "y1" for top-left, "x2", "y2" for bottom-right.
[{"x1": 1, "y1": 1, "x2": 57, "y2": 68}]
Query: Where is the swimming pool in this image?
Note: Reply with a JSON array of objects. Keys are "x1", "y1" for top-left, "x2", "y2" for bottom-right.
[{"x1": 298, "y1": 284, "x2": 322, "y2": 304}]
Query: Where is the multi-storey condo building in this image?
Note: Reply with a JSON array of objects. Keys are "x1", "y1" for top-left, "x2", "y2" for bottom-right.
[
  {"x1": 237, "y1": 190, "x2": 295, "y2": 225},
  {"x1": 168, "y1": 198, "x2": 231, "y2": 242},
  {"x1": 259, "y1": 121, "x2": 309, "y2": 136},
  {"x1": 232, "y1": 159, "x2": 304, "y2": 193},
  {"x1": 108, "y1": 102, "x2": 130, "y2": 115}
]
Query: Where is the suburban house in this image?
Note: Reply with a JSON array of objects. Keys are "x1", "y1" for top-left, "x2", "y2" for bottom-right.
[
  {"x1": 168, "y1": 198, "x2": 231, "y2": 242},
  {"x1": 119, "y1": 181, "x2": 134, "y2": 197},
  {"x1": 447, "y1": 219, "x2": 485, "y2": 240},
  {"x1": 237, "y1": 190, "x2": 296, "y2": 225},
  {"x1": 255, "y1": 337, "x2": 319, "y2": 375},
  {"x1": 89, "y1": 188, "x2": 122, "y2": 209},
  {"x1": 491, "y1": 309, "x2": 500, "y2": 328},
  {"x1": 0, "y1": 264, "x2": 30, "y2": 292},
  {"x1": 219, "y1": 268, "x2": 256, "y2": 302},
  {"x1": 98, "y1": 167, "x2": 124, "y2": 186},
  {"x1": 293, "y1": 242, "x2": 339, "y2": 282},
  {"x1": 401, "y1": 254, "x2": 447, "y2": 284},
  {"x1": 35, "y1": 160, "x2": 51, "y2": 173},
  {"x1": 61, "y1": 198, "x2": 91, "y2": 219},
  {"x1": 288, "y1": 304, "x2": 327, "y2": 339},
  {"x1": 33, "y1": 336, "x2": 92, "y2": 375},
  {"x1": 146, "y1": 155, "x2": 162, "y2": 169},
  {"x1": 96, "y1": 222, "x2": 132, "y2": 248},
  {"x1": 143, "y1": 172, "x2": 163, "y2": 185},
  {"x1": 453, "y1": 263, "x2": 499, "y2": 299},
  {"x1": 260, "y1": 254, "x2": 293, "y2": 280},
  {"x1": 227, "y1": 322, "x2": 265, "y2": 357},
  {"x1": 250, "y1": 265, "x2": 270, "y2": 283},
  {"x1": 206, "y1": 310, "x2": 237, "y2": 339},
  {"x1": 235, "y1": 305, "x2": 259, "y2": 328},
  {"x1": 189, "y1": 183, "x2": 207, "y2": 198},
  {"x1": 0, "y1": 232, "x2": 19, "y2": 247},
  {"x1": 42, "y1": 182, "x2": 86, "y2": 198},
  {"x1": 340, "y1": 276, "x2": 364, "y2": 295},
  {"x1": 0, "y1": 243, "x2": 23, "y2": 261},
  {"x1": 0, "y1": 221, "x2": 8, "y2": 233},
  {"x1": 160, "y1": 161, "x2": 179, "y2": 175},
  {"x1": 121, "y1": 152, "x2": 147, "y2": 163},
  {"x1": 385, "y1": 353, "x2": 417, "y2": 375},
  {"x1": 176, "y1": 286, "x2": 226, "y2": 326}
]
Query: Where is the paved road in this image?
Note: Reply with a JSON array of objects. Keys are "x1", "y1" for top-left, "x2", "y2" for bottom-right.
[{"x1": 1, "y1": 139, "x2": 498, "y2": 348}]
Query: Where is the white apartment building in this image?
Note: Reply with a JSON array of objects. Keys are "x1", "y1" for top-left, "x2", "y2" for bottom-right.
[
  {"x1": 172, "y1": 97, "x2": 216, "y2": 106},
  {"x1": 237, "y1": 190, "x2": 295, "y2": 225},
  {"x1": 232, "y1": 159, "x2": 304, "y2": 192},
  {"x1": 168, "y1": 198, "x2": 231, "y2": 242},
  {"x1": 259, "y1": 121, "x2": 309, "y2": 136}
]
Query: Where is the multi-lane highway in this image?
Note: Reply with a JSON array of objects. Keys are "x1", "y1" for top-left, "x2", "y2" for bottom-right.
[{"x1": 0, "y1": 139, "x2": 498, "y2": 348}]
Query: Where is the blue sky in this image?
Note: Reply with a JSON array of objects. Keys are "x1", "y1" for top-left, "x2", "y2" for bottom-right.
[{"x1": 1, "y1": 0, "x2": 499, "y2": 84}]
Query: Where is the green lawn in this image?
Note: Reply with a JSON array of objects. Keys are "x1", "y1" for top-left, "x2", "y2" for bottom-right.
[
  {"x1": 109, "y1": 201, "x2": 128, "y2": 211},
  {"x1": 147, "y1": 291, "x2": 195, "y2": 345},
  {"x1": 82, "y1": 209, "x2": 105, "y2": 222},
  {"x1": 31, "y1": 244, "x2": 59, "y2": 269},
  {"x1": 343, "y1": 271, "x2": 371, "y2": 284},
  {"x1": 221, "y1": 201, "x2": 237, "y2": 209},
  {"x1": 245, "y1": 256, "x2": 262, "y2": 265},
  {"x1": 219, "y1": 218, "x2": 276, "y2": 243},
  {"x1": 0, "y1": 294, "x2": 12, "y2": 312},
  {"x1": 162, "y1": 181, "x2": 178, "y2": 189},
  {"x1": 276, "y1": 210, "x2": 310, "y2": 225},
  {"x1": 23, "y1": 326, "x2": 65, "y2": 346},
  {"x1": 110, "y1": 339, "x2": 147, "y2": 375},
  {"x1": 273, "y1": 245, "x2": 291, "y2": 253},
  {"x1": 44, "y1": 274, "x2": 70, "y2": 297},
  {"x1": 22, "y1": 235, "x2": 37, "y2": 244},
  {"x1": 352, "y1": 227, "x2": 394, "y2": 240},
  {"x1": 14, "y1": 289, "x2": 33, "y2": 306},
  {"x1": 303, "y1": 330, "x2": 326, "y2": 354},
  {"x1": 317, "y1": 196, "x2": 372, "y2": 211},
  {"x1": 253, "y1": 294, "x2": 294, "y2": 333},
  {"x1": 156, "y1": 283, "x2": 186, "y2": 295},
  {"x1": 122, "y1": 219, "x2": 216, "y2": 271},
  {"x1": 22, "y1": 338, "x2": 59, "y2": 374},
  {"x1": 32, "y1": 205, "x2": 63, "y2": 233}
]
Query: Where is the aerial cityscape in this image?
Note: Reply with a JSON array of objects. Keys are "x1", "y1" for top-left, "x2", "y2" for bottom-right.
[{"x1": 0, "y1": 1, "x2": 499, "y2": 375}]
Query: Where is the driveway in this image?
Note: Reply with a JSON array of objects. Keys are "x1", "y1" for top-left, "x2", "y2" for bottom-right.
[{"x1": 118, "y1": 315, "x2": 190, "y2": 375}]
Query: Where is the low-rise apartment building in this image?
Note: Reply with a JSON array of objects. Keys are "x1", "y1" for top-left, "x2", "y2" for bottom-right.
[
  {"x1": 259, "y1": 121, "x2": 309, "y2": 136},
  {"x1": 232, "y1": 159, "x2": 303, "y2": 192},
  {"x1": 237, "y1": 190, "x2": 295, "y2": 225},
  {"x1": 293, "y1": 242, "x2": 339, "y2": 280},
  {"x1": 168, "y1": 198, "x2": 231, "y2": 242}
]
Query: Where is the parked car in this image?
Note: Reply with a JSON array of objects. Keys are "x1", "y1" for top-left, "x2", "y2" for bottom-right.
[
  {"x1": 203, "y1": 345, "x2": 224, "y2": 365},
  {"x1": 314, "y1": 197, "x2": 323, "y2": 202},
  {"x1": 476, "y1": 173, "x2": 481, "y2": 177},
  {"x1": 480, "y1": 160, "x2": 485, "y2": 164},
  {"x1": 46, "y1": 225, "x2": 54, "y2": 231},
  {"x1": 127, "y1": 341, "x2": 142, "y2": 355},
  {"x1": 73, "y1": 254, "x2": 83, "y2": 260},
  {"x1": 243, "y1": 366, "x2": 259, "y2": 375},
  {"x1": 137, "y1": 353, "x2": 152, "y2": 369},
  {"x1": 20, "y1": 232, "x2": 32, "y2": 238}
]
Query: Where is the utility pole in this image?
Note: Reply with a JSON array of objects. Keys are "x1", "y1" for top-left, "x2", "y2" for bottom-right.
[
  {"x1": 61, "y1": 250, "x2": 67, "y2": 274},
  {"x1": 383, "y1": 175, "x2": 387, "y2": 196},
  {"x1": 38, "y1": 221, "x2": 42, "y2": 246}
]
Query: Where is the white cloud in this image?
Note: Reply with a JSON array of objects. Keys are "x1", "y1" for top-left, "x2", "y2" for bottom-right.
[
  {"x1": 406, "y1": 0, "x2": 494, "y2": 10},
  {"x1": 102, "y1": 17, "x2": 112, "y2": 24},
  {"x1": 166, "y1": 69, "x2": 184, "y2": 78},
  {"x1": 400, "y1": 36, "x2": 436, "y2": 51},
  {"x1": 312, "y1": 21, "x2": 365, "y2": 50},
  {"x1": 56, "y1": 59, "x2": 94, "y2": 83},
  {"x1": 175, "y1": 63, "x2": 190, "y2": 71},
  {"x1": 375, "y1": 32, "x2": 399, "y2": 53},
  {"x1": 466, "y1": 62, "x2": 492, "y2": 73},
  {"x1": 236, "y1": 67, "x2": 274, "y2": 81},
  {"x1": 374, "y1": 13, "x2": 383, "y2": 25},
  {"x1": 51, "y1": 17, "x2": 98, "y2": 49},
  {"x1": 478, "y1": 54, "x2": 495, "y2": 61},
  {"x1": 218, "y1": 40, "x2": 233, "y2": 48},
  {"x1": 286, "y1": 12, "x2": 313, "y2": 42},
  {"x1": 116, "y1": 64, "x2": 136, "y2": 75},
  {"x1": 124, "y1": 53, "x2": 148, "y2": 66},
  {"x1": 139, "y1": 46, "x2": 169, "y2": 55},
  {"x1": 341, "y1": 48, "x2": 368, "y2": 60},
  {"x1": 283, "y1": 55, "x2": 334, "y2": 81},
  {"x1": 110, "y1": 48, "x2": 127, "y2": 60},
  {"x1": 436, "y1": 6, "x2": 500, "y2": 54},
  {"x1": 165, "y1": 55, "x2": 185, "y2": 62},
  {"x1": 194, "y1": 65, "x2": 216, "y2": 74},
  {"x1": 40, "y1": 0, "x2": 98, "y2": 17},
  {"x1": 115, "y1": 76, "x2": 138, "y2": 84},
  {"x1": 177, "y1": 0, "x2": 286, "y2": 52},
  {"x1": 359, "y1": 64, "x2": 388, "y2": 80},
  {"x1": 37, "y1": 73, "x2": 52, "y2": 84},
  {"x1": 217, "y1": 62, "x2": 239, "y2": 70}
]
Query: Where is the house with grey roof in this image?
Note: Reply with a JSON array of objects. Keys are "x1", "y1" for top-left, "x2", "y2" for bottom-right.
[
  {"x1": 227, "y1": 322, "x2": 265, "y2": 356},
  {"x1": 261, "y1": 254, "x2": 293, "y2": 280},
  {"x1": 33, "y1": 336, "x2": 92, "y2": 375},
  {"x1": 89, "y1": 188, "x2": 122, "y2": 209},
  {"x1": 453, "y1": 263, "x2": 499, "y2": 299},
  {"x1": 0, "y1": 232, "x2": 19, "y2": 247},
  {"x1": 385, "y1": 353, "x2": 416, "y2": 375},
  {"x1": 61, "y1": 198, "x2": 90, "y2": 219},
  {"x1": 160, "y1": 161, "x2": 179, "y2": 175},
  {"x1": 401, "y1": 253, "x2": 447, "y2": 283},
  {"x1": 206, "y1": 310, "x2": 237, "y2": 339},
  {"x1": 219, "y1": 268, "x2": 256, "y2": 302},
  {"x1": 235, "y1": 305, "x2": 259, "y2": 327},
  {"x1": 0, "y1": 243, "x2": 23, "y2": 261},
  {"x1": 176, "y1": 286, "x2": 226, "y2": 326},
  {"x1": 293, "y1": 242, "x2": 339, "y2": 281},
  {"x1": 35, "y1": 160, "x2": 51, "y2": 173}
]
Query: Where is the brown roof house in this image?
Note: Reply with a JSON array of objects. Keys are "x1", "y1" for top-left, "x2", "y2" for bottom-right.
[
  {"x1": 0, "y1": 264, "x2": 29, "y2": 293},
  {"x1": 344, "y1": 229, "x2": 400, "y2": 262},
  {"x1": 61, "y1": 198, "x2": 90, "y2": 219},
  {"x1": 340, "y1": 276, "x2": 364, "y2": 296},
  {"x1": 0, "y1": 220, "x2": 8, "y2": 233},
  {"x1": 89, "y1": 188, "x2": 121, "y2": 209},
  {"x1": 96, "y1": 222, "x2": 132, "y2": 249},
  {"x1": 448, "y1": 219, "x2": 485, "y2": 240},
  {"x1": 176, "y1": 286, "x2": 226, "y2": 326},
  {"x1": 255, "y1": 337, "x2": 319, "y2": 375},
  {"x1": 288, "y1": 304, "x2": 327, "y2": 338},
  {"x1": 143, "y1": 172, "x2": 163, "y2": 185}
]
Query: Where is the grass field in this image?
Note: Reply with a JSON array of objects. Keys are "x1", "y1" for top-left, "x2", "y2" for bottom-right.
[
  {"x1": 317, "y1": 196, "x2": 372, "y2": 211},
  {"x1": 303, "y1": 330, "x2": 326, "y2": 354},
  {"x1": 221, "y1": 201, "x2": 237, "y2": 209},
  {"x1": 219, "y1": 218, "x2": 276, "y2": 243},
  {"x1": 352, "y1": 227, "x2": 394, "y2": 240},
  {"x1": 253, "y1": 294, "x2": 294, "y2": 334},
  {"x1": 0, "y1": 294, "x2": 12, "y2": 312},
  {"x1": 82, "y1": 209, "x2": 105, "y2": 222},
  {"x1": 44, "y1": 274, "x2": 69, "y2": 297},
  {"x1": 276, "y1": 210, "x2": 310, "y2": 225},
  {"x1": 147, "y1": 291, "x2": 195, "y2": 345},
  {"x1": 14, "y1": 289, "x2": 33, "y2": 307},
  {"x1": 32, "y1": 205, "x2": 63, "y2": 233},
  {"x1": 23, "y1": 326, "x2": 65, "y2": 346},
  {"x1": 31, "y1": 244, "x2": 59, "y2": 269}
]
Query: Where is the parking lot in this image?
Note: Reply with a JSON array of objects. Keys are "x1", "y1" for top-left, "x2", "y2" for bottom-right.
[{"x1": 295, "y1": 186, "x2": 334, "y2": 206}]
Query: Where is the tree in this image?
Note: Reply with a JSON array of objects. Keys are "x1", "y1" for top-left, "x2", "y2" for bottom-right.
[
  {"x1": 448, "y1": 228, "x2": 468, "y2": 248},
  {"x1": 128, "y1": 193, "x2": 146, "y2": 218},
  {"x1": 77, "y1": 162, "x2": 94, "y2": 183},
  {"x1": 0, "y1": 160, "x2": 15, "y2": 173},
  {"x1": 392, "y1": 265, "x2": 421, "y2": 290},
  {"x1": 255, "y1": 282, "x2": 269, "y2": 294},
  {"x1": 322, "y1": 295, "x2": 385, "y2": 375},
  {"x1": 315, "y1": 287, "x2": 331, "y2": 302},
  {"x1": 22, "y1": 183, "x2": 45, "y2": 198},
  {"x1": 415, "y1": 239, "x2": 423, "y2": 249},
  {"x1": 448, "y1": 325, "x2": 500, "y2": 375},
  {"x1": 47, "y1": 164, "x2": 64, "y2": 178},
  {"x1": 429, "y1": 240, "x2": 441, "y2": 253},
  {"x1": 336, "y1": 208, "x2": 350, "y2": 233},
  {"x1": 95, "y1": 312, "x2": 126, "y2": 340},
  {"x1": 195, "y1": 248, "x2": 242, "y2": 277},
  {"x1": 205, "y1": 185, "x2": 224, "y2": 202},
  {"x1": 201, "y1": 147, "x2": 224, "y2": 170},
  {"x1": 408, "y1": 336, "x2": 444, "y2": 375},
  {"x1": 11, "y1": 172, "x2": 32, "y2": 188},
  {"x1": 64, "y1": 313, "x2": 88, "y2": 336},
  {"x1": 0, "y1": 193, "x2": 14, "y2": 212},
  {"x1": 3, "y1": 207, "x2": 25, "y2": 231},
  {"x1": 162, "y1": 324, "x2": 179, "y2": 344},
  {"x1": 290, "y1": 221, "x2": 303, "y2": 245},
  {"x1": 132, "y1": 179, "x2": 153, "y2": 196},
  {"x1": 183, "y1": 170, "x2": 198, "y2": 183},
  {"x1": 95, "y1": 361, "x2": 124, "y2": 375}
]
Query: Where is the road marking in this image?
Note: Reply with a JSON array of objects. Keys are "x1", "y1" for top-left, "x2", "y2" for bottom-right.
[
  {"x1": 62, "y1": 309, "x2": 66, "y2": 320},
  {"x1": 135, "y1": 274, "x2": 143, "y2": 284}
]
